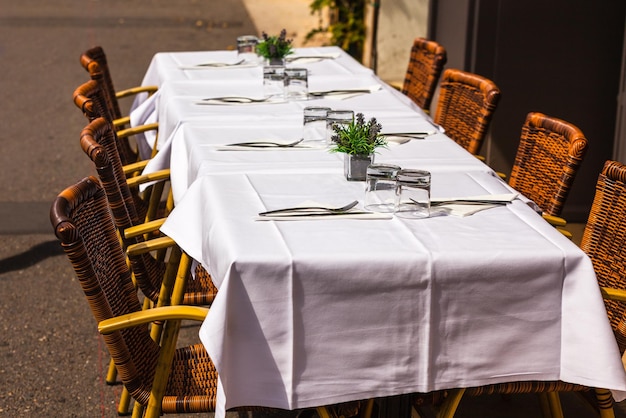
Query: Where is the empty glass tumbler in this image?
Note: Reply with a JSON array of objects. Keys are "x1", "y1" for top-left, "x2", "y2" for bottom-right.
[
  {"x1": 236, "y1": 35, "x2": 258, "y2": 62},
  {"x1": 395, "y1": 169, "x2": 431, "y2": 218},
  {"x1": 263, "y1": 65, "x2": 286, "y2": 98},
  {"x1": 284, "y1": 68, "x2": 308, "y2": 100},
  {"x1": 303, "y1": 106, "x2": 331, "y2": 143},
  {"x1": 364, "y1": 164, "x2": 401, "y2": 212}
]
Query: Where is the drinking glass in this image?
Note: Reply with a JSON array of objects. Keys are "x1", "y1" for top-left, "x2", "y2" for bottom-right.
[
  {"x1": 303, "y1": 106, "x2": 331, "y2": 144},
  {"x1": 236, "y1": 35, "x2": 258, "y2": 62},
  {"x1": 284, "y1": 68, "x2": 308, "y2": 100},
  {"x1": 326, "y1": 110, "x2": 354, "y2": 145},
  {"x1": 364, "y1": 164, "x2": 401, "y2": 212},
  {"x1": 395, "y1": 169, "x2": 431, "y2": 218},
  {"x1": 263, "y1": 65, "x2": 285, "y2": 98}
]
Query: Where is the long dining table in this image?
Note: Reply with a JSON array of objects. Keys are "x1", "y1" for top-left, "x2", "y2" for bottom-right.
[{"x1": 132, "y1": 46, "x2": 626, "y2": 417}]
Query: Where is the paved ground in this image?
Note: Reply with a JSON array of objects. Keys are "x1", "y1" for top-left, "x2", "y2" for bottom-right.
[{"x1": 0, "y1": 1, "x2": 624, "y2": 417}]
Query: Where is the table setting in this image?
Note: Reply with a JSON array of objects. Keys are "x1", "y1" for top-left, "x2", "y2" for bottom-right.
[{"x1": 132, "y1": 35, "x2": 626, "y2": 417}]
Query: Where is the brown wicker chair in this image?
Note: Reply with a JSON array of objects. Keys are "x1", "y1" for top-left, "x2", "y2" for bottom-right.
[
  {"x1": 73, "y1": 76, "x2": 158, "y2": 167},
  {"x1": 433, "y1": 68, "x2": 501, "y2": 156},
  {"x1": 80, "y1": 116, "x2": 217, "y2": 308},
  {"x1": 78, "y1": 114, "x2": 215, "y2": 414},
  {"x1": 509, "y1": 112, "x2": 588, "y2": 217},
  {"x1": 50, "y1": 176, "x2": 363, "y2": 418},
  {"x1": 80, "y1": 45, "x2": 157, "y2": 130},
  {"x1": 73, "y1": 78, "x2": 163, "y2": 224},
  {"x1": 401, "y1": 37, "x2": 447, "y2": 113},
  {"x1": 418, "y1": 162, "x2": 626, "y2": 418},
  {"x1": 508, "y1": 112, "x2": 588, "y2": 231},
  {"x1": 581, "y1": 160, "x2": 626, "y2": 354}
]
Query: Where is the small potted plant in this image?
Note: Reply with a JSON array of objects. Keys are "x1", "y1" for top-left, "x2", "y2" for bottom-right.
[
  {"x1": 256, "y1": 29, "x2": 294, "y2": 66},
  {"x1": 329, "y1": 112, "x2": 387, "y2": 181}
]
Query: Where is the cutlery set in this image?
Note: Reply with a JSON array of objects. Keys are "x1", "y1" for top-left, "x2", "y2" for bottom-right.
[
  {"x1": 258, "y1": 197, "x2": 514, "y2": 218},
  {"x1": 224, "y1": 139, "x2": 304, "y2": 148}
]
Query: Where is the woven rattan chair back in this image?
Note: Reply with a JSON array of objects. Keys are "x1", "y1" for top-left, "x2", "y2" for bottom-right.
[
  {"x1": 80, "y1": 117, "x2": 164, "y2": 301},
  {"x1": 80, "y1": 117, "x2": 216, "y2": 306},
  {"x1": 73, "y1": 78, "x2": 138, "y2": 165},
  {"x1": 50, "y1": 177, "x2": 164, "y2": 406},
  {"x1": 50, "y1": 177, "x2": 221, "y2": 413},
  {"x1": 508, "y1": 112, "x2": 588, "y2": 217},
  {"x1": 433, "y1": 68, "x2": 501, "y2": 155},
  {"x1": 580, "y1": 160, "x2": 626, "y2": 355},
  {"x1": 80, "y1": 46, "x2": 124, "y2": 121},
  {"x1": 401, "y1": 37, "x2": 447, "y2": 112}
]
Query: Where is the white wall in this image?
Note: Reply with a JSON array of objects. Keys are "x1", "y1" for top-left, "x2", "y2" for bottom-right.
[{"x1": 375, "y1": 0, "x2": 429, "y2": 83}]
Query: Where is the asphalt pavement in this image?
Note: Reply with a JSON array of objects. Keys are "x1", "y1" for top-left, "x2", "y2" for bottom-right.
[{"x1": 0, "y1": 1, "x2": 625, "y2": 417}]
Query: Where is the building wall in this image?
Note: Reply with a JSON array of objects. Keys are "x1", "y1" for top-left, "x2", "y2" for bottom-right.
[{"x1": 375, "y1": 0, "x2": 430, "y2": 84}]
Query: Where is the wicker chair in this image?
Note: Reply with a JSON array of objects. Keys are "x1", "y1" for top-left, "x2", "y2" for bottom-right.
[
  {"x1": 581, "y1": 160, "x2": 626, "y2": 354},
  {"x1": 508, "y1": 112, "x2": 588, "y2": 232},
  {"x1": 401, "y1": 37, "x2": 447, "y2": 113},
  {"x1": 73, "y1": 75, "x2": 158, "y2": 167},
  {"x1": 50, "y1": 176, "x2": 364, "y2": 418},
  {"x1": 80, "y1": 45, "x2": 157, "y2": 130},
  {"x1": 73, "y1": 78, "x2": 163, "y2": 224},
  {"x1": 80, "y1": 116, "x2": 217, "y2": 307},
  {"x1": 79, "y1": 115, "x2": 215, "y2": 414},
  {"x1": 418, "y1": 162, "x2": 626, "y2": 418},
  {"x1": 433, "y1": 68, "x2": 501, "y2": 156}
]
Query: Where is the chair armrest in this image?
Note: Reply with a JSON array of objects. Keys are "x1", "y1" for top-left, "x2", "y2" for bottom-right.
[
  {"x1": 116, "y1": 122, "x2": 159, "y2": 139},
  {"x1": 124, "y1": 218, "x2": 167, "y2": 239},
  {"x1": 98, "y1": 305, "x2": 209, "y2": 335},
  {"x1": 126, "y1": 169, "x2": 170, "y2": 188},
  {"x1": 542, "y1": 214, "x2": 567, "y2": 228},
  {"x1": 123, "y1": 160, "x2": 149, "y2": 176},
  {"x1": 601, "y1": 287, "x2": 626, "y2": 302},
  {"x1": 555, "y1": 227, "x2": 573, "y2": 240},
  {"x1": 127, "y1": 236, "x2": 176, "y2": 256},
  {"x1": 112, "y1": 116, "x2": 131, "y2": 129},
  {"x1": 115, "y1": 85, "x2": 158, "y2": 100}
]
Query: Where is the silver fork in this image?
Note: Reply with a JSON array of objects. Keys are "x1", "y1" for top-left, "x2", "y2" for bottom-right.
[
  {"x1": 258, "y1": 200, "x2": 359, "y2": 216},
  {"x1": 195, "y1": 59, "x2": 245, "y2": 67},
  {"x1": 225, "y1": 138, "x2": 305, "y2": 148},
  {"x1": 202, "y1": 96, "x2": 275, "y2": 103}
]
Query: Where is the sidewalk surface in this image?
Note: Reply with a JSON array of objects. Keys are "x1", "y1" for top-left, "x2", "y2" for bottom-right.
[{"x1": 0, "y1": 1, "x2": 623, "y2": 416}]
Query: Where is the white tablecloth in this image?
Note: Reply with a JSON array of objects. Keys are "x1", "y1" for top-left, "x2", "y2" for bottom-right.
[
  {"x1": 136, "y1": 47, "x2": 626, "y2": 417},
  {"x1": 161, "y1": 170, "x2": 626, "y2": 413}
]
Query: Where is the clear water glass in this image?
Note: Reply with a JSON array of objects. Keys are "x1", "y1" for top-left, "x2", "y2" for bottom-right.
[
  {"x1": 364, "y1": 164, "x2": 401, "y2": 212},
  {"x1": 263, "y1": 65, "x2": 285, "y2": 98},
  {"x1": 395, "y1": 169, "x2": 431, "y2": 218},
  {"x1": 303, "y1": 106, "x2": 331, "y2": 144},
  {"x1": 236, "y1": 35, "x2": 258, "y2": 62},
  {"x1": 284, "y1": 68, "x2": 308, "y2": 100}
]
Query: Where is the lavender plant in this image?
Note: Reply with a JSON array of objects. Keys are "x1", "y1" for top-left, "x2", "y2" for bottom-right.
[
  {"x1": 256, "y1": 29, "x2": 294, "y2": 60},
  {"x1": 329, "y1": 113, "x2": 387, "y2": 156}
]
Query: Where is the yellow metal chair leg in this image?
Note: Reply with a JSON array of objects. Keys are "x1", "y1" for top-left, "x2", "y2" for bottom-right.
[
  {"x1": 144, "y1": 253, "x2": 191, "y2": 418},
  {"x1": 361, "y1": 398, "x2": 374, "y2": 418},
  {"x1": 316, "y1": 406, "x2": 332, "y2": 418},
  {"x1": 436, "y1": 389, "x2": 465, "y2": 418},
  {"x1": 538, "y1": 393, "x2": 553, "y2": 418},
  {"x1": 117, "y1": 388, "x2": 132, "y2": 416}
]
